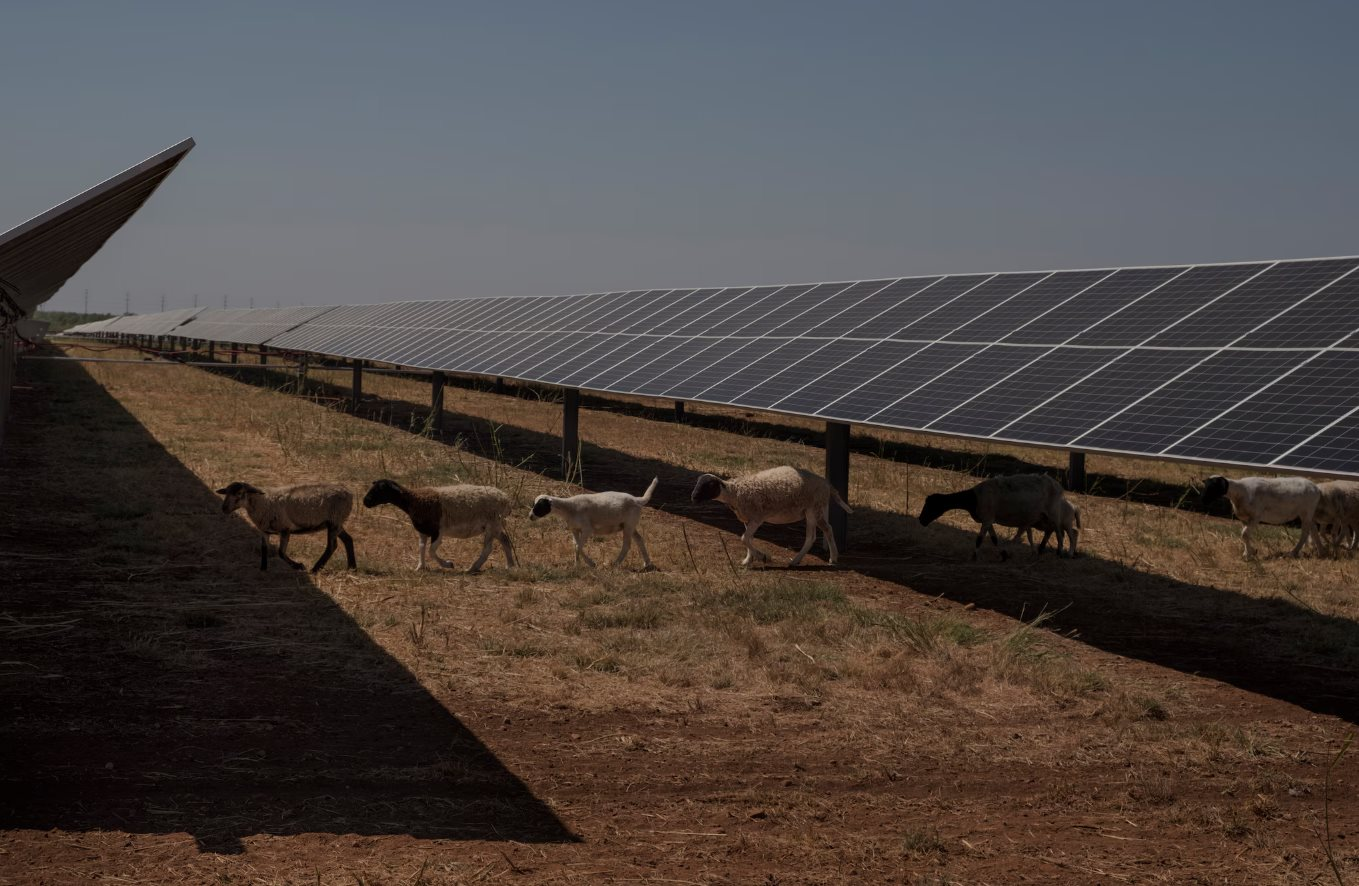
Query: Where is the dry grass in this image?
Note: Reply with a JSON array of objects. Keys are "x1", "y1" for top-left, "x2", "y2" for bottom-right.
[{"x1": 2, "y1": 341, "x2": 1357, "y2": 884}]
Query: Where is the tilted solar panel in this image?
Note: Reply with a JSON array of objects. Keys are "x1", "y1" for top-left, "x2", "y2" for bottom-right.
[{"x1": 98, "y1": 254, "x2": 1359, "y2": 478}]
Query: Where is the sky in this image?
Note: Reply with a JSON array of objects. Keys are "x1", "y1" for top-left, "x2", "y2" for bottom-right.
[{"x1": 2, "y1": 0, "x2": 1357, "y2": 314}]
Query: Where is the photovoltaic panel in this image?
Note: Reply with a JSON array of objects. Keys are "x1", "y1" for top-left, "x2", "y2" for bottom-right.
[
  {"x1": 1068, "y1": 264, "x2": 1265, "y2": 346},
  {"x1": 851, "y1": 275, "x2": 991, "y2": 339},
  {"x1": 1142, "y1": 259, "x2": 1359, "y2": 348},
  {"x1": 1278, "y1": 410, "x2": 1359, "y2": 473},
  {"x1": 734, "y1": 339, "x2": 880, "y2": 409},
  {"x1": 818, "y1": 343, "x2": 983, "y2": 422},
  {"x1": 693, "y1": 338, "x2": 830, "y2": 404},
  {"x1": 1003, "y1": 266, "x2": 1188, "y2": 345},
  {"x1": 867, "y1": 345, "x2": 1047, "y2": 428},
  {"x1": 772, "y1": 340, "x2": 931, "y2": 416},
  {"x1": 1074, "y1": 349, "x2": 1311, "y2": 453},
  {"x1": 927, "y1": 347, "x2": 1125, "y2": 437},
  {"x1": 891, "y1": 273, "x2": 1048, "y2": 340},
  {"x1": 1165, "y1": 350, "x2": 1359, "y2": 464},
  {"x1": 88, "y1": 253, "x2": 1359, "y2": 479},
  {"x1": 945, "y1": 270, "x2": 1112, "y2": 342},
  {"x1": 999, "y1": 349, "x2": 1210, "y2": 445}
]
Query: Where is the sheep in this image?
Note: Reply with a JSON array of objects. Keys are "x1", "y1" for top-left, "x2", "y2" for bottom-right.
[
  {"x1": 362, "y1": 478, "x2": 517, "y2": 572},
  {"x1": 216, "y1": 481, "x2": 357, "y2": 573},
  {"x1": 1012, "y1": 497, "x2": 1083, "y2": 557},
  {"x1": 918, "y1": 473, "x2": 1067, "y2": 560},
  {"x1": 1200, "y1": 475, "x2": 1322, "y2": 559},
  {"x1": 690, "y1": 466, "x2": 850, "y2": 567},
  {"x1": 1314, "y1": 480, "x2": 1359, "y2": 554},
  {"x1": 529, "y1": 477, "x2": 659, "y2": 569}
]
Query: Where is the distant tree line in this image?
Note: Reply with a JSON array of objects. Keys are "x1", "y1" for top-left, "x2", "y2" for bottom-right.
[{"x1": 32, "y1": 310, "x2": 120, "y2": 332}]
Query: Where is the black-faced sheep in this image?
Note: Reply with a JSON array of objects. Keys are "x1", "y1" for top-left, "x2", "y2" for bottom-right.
[
  {"x1": 918, "y1": 473, "x2": 1067, "y2": 560},
  {"x1": 216, "y1": 481, "x2": 357, "y2": 573},
  {"x1": 690, "y1": 466, "x2": 850, "y2": 567},
  {"x1": 529, "y1": 477, "x2": 659, "y2": 569},
  {"x1": 1200, "y1": 475, "x2": 1322, "y2": 559},
  {"x1": 362, "y1": 479, "x2": 517, "y2": 573}
]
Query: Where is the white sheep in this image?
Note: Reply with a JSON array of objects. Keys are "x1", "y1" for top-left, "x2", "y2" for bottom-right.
[
  {"x1": 918, "y1": 473, "x2": 1067, "y2": 560},
  {"x1": 362, "y1": 478, "x2": 517, "y2": 572},
  {"x1": 690, "y1": 466, "x2": 850, "y2": 567},
  {"x1": 529, "y1": 477, "x2": 659, "y2": 569},
  {"x1": 1314, "y1": 480, "x2": 1359, "y2": 554},
  {"x1": 1200, "y1": 475, "x2": 1322, "y2": 560},
  {"x1": 216, "y1": 481, "x2": 357, "y2": 573},
  {"x1": 1015, "y1": 497, "x2": 1082, "y2": 557}
]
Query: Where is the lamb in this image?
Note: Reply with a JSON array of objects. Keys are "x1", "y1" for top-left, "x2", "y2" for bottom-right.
[
  {"x1": 918, "y1": 473, "x2": 1067, "y2": 560},
  {"x1": 529, "y1": 477, "x2": 659, "y2": 569},
  {"x1": 1015, "y1": 497, "x2": 1082, "y2": 557},
  {"x1": 690, "y1": 466, "x2": 851, "y2": 567},
  {"x1": 216, "y1": 481, "x2": 357, "y2": 573},
  {"x1": 1313, "y1": 480, "x2": 1359, "y2": 554},
  {"x1": 1199, "y1": 475, "x2": 1322, "y2": 559},
  {"x1": 362, "y1": 478, "x2": 517, "y2": 572}
]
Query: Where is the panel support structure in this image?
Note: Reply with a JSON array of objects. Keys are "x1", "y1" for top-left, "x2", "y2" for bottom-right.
[
  {"x1": 674, "y1": 400, "x2": 685, "y2": 422},
  {"x1": 563, "y1": 388, "x2": 581, "y2": 481},
  {"x1": 206, "y1": 341, "x2": 214, "y2": 362},
  {"x1": 495, "y1": 377, "x2": 506, "y2": 395},
  {"x1": 1067, "y1": 451, "x2": 1087, "y2": 493},
  {"x1": 826, "y1": 421, "x2": 851, "y2": 551},
  {"x1": 259, "y1": 346, "x2": 269, "y2": 366},
  {"x1": 351, "y1": 360, "x2": 363, "y2": 411},
  {"x1": 431, "y1": 371, "x2": 446, "y2": 433}
]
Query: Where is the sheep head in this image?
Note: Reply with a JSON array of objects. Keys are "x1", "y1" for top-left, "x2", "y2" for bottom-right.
[
  {"x1": 216, "y1": 482, "x2": 262, "y2": 514},
  {"x1": 917, "y1": 492, "x2": 951, "y2": 527},
  {"x1": 363, "y1": 479, "x2": 406, "y2": 509},
  {"x1": 1200, "y1": 475, "x2": 1230, "y2": 507},
  {"x1": 690, "y1": 474, "x2": 725, "y2": 504},
  {"x1": 529, "y1": 495, "x2": 553, "y2": 520}
]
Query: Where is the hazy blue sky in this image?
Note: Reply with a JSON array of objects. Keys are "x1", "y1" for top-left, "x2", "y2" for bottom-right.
[{"x1": 3, "y1": 1, "x2": 1357, "y2": 313}]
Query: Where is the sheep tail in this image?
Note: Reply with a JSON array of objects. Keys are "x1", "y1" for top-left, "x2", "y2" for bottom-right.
[
  {"x1": 1073, "y1": 506, "x2": 1082, "y2": 529},
  {"x1": 638, "y1": 477, "x2": 660, "y2": 506},
  {"x1": 831, "y1": 488, "x2": 853, "y2": 514}
]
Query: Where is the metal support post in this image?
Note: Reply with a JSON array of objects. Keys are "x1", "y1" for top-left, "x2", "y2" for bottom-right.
[
  {"x1": 431, "y1": 371, "x2": 446, "y2": 433},
  {"x1": 259, "y1": 346, "x2": 269, "y2": 366},
  {"x1": 825, "y1": 421, "x2": 851, "y2": 551},
  {"x1": 495, "y1": 376, "x2": 506, "y2": 395},
  {"x1": 674, "y1": 400, "x2": 685, "y2": 422},
  {"x1": 1067, "y1": 451, "x2": 1087, "y2": 493},
  {"x1": 351, "y1": 360, "x2": 363, "y2": 411},
  {"x1": 562, "y1": 388, "x2": 580, "y2": 480}
]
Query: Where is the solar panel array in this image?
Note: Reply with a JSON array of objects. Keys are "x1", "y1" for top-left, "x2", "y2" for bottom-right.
[
  {"x1": 0, "y1": 139, "x2": 195, "y2": 318},
  {"x1": 69, "y1": 255, "x2": 1359, "y2": 478}
]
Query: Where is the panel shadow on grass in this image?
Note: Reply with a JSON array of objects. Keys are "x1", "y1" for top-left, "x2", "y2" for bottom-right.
[
  {"x1": 0, "y1": 354, "x2": 576, "y2": 853},
  {"x1": 222, "y1": 361, "x2": 1359, "y2": 726}
]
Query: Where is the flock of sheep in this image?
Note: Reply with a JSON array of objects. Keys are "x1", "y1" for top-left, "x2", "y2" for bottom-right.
[{"x1": 215, "y1": 463, "x2": 1358, "y2": 574}]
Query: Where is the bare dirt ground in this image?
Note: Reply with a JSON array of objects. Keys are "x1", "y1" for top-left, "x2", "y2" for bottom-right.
[{"x1": 1, "y1": 344, "x2": 1357, "y2": 885}]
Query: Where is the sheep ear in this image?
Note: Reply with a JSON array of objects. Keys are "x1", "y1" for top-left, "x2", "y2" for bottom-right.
[{"x1": 215, "y1": 486, "x2": 230, "y2": 495}]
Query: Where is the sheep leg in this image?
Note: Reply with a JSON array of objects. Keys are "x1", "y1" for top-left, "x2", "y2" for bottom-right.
[
  {"x1": 417, "y1": 534, "x2": 429, "y2": 570},
  {"x1": 258, "y1": 534, "x2": 269, "y2": 571},
  {"x1": 1240, "y1": 522, "x2": 1257, "y2": 560},
  {"x1": 988, "y1": 523, "x2": 1009, "y2": 562},
  {"x1": 789, "y1": 513, "x2": 818, "y2": 567},
  {"x1": 573, "y1": 530, "x2": 597, "y2": 568},
  {"x1": 468, "y1": 532, "x2": 495, "y2": 573},
  {"x1": 612, "y1": 528, "x2": 633, "y2": 567},
  {"x1": 429, "y1": 536, "x2": 455, "y2": 569},
  {"x1": 631, "y1": 529, "x2": 656, "y2": 571},
  {"x1": 816, "y1": 514, "x2": 839, "y2": 566},
  {"x1": 311, "y1": 525, "x2": 339, "y2": 573},
  {"x1": 339, "y1": 529, "x2": 357, "y2": 569},
  {"x1": 740, "y1": 520, "x2": 768, "y2": 567},
  {"x1": 277, "y1": 531, "x2": 306, "y2": 571},
  {"x1": 498, "y1": 529, "x2": 518, "y2": 568}
]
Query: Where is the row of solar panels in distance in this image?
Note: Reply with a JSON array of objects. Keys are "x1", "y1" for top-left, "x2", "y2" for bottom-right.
[{"x1": 81, "y1": 257, "x2": 1359, "y2": 474}]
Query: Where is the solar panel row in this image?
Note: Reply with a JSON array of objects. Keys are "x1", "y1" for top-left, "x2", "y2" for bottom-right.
[{"x1": 72, "y1": 255, "x2": 1359, "y2": 477}]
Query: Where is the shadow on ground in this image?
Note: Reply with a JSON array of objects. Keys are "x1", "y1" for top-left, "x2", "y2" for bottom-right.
[
  {"x1": 0, "y1": 353, "x2": 576, "y2": 853},
  {"x1": 212, "y1": 359, "x2": 1359, "y2": 725}
]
